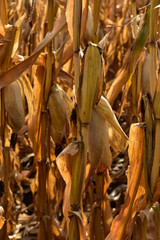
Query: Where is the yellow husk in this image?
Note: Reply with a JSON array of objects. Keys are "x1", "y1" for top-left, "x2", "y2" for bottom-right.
[
  {"x1": 78, "y1": 43, "x2": 103, "y2": 124},
  {"x1": 48, "y1": 84, "x2": 71, "y2": 144},
  {"x1": 4, "y1": 81, "x2": 25, "y2": 133},
  {"x1": 89, "y1": 110, "x2": 112, "y2": 171}
]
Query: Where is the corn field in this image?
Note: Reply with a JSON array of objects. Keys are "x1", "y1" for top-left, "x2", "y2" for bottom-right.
[{"x1": 0, "y1": 0, "x2": 160, "y2": 239}]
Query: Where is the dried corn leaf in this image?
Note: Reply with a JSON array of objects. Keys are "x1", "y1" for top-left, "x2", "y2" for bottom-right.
[
  {"x1": 0, "y1": 19, "x2": 5, "y2": 38},
  {"x1": 0, "y1": 13, "x2": 66, "y2": 88},
  {"x1": 20, "y1": 74, "x2": 33, "y2": 118},
  {"x1": 0, "y1": 0, "x2": 8, "y2": 27},
  {"x1": 132, "y1": 212, "x2": 147, "y2": 240},
  {"x1": 107, "y1": 68, "x2": 128, "y2": 107},
  {"x1": 0, "y1": 206, "x2": 5, "y2": 230},
  {"x1": 0, "y1": 25, "x2": 16, "y2": 71},
  {"x1": 106, "y1": 121, "x2": 128, "y2": 153},
  {"x1": 120, "y1": 5, "x2": 150, "y2": 115},
  {"x1": 57, "y1": 69, "x2": 74, "y2": 88},
  {"x1": 107, "y1": 5, "x2": 150, "y2": 108},
  {"x1": 62, "y1": 0, "x2": 89, "y2": 66},
  {"x1": 56, "y1": 142, "x2": 79, "y2": 230},
  {"x1": 106, "y1": 123, "x2": 145, "y2": 240},
  {"x1": 94, "y1": 96, "x2": 128, "y2": 141},
  {"x1": 136, "y1": 203, "x2": 160, "y2": 240},
  {"x1": 66, "y1": 0, "x2": 73, "y2": 40},
  {"x1": 28, "y1": 66, "x2": 44, "y2": 157},
  {"x1": 0, "y1": 216, "x2": 5, "y2": 230},
  {"x1": 12, "y1": 13, "x2": 27, "y2": 57}
]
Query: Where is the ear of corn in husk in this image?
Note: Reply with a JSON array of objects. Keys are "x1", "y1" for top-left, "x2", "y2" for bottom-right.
[
  {"x1": 48, "y1": 84, "x2": 72, "y2": 145},
  {"x1": 4, "y1": 80, "x2": 25, "y2": 133},
  {"x1": 78, "y1": 43, "x2": 103, "y2": 124},
  {"x1": 89, "y1": 110, "x2": 112, "y2": 171},
  {"x1": 94, "y1": 96, "x2": 128, "y2": 141}
]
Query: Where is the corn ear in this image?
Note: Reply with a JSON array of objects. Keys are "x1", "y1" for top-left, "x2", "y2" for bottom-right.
[
  {"x1": 4, "y1": 81, "x2": 25, "y2": 133},
  {"x1": 89, "y1": 110, "x2": 112, "y2": 171},
  {"x1": 94, "y1": 96, "x2": 128, "y2": 140},
  {"x1": 48, "y1": 84, "x2": 70, "y2": 144},
  {"x1": 78, "y1": 43, "x2": 103, "y2": 124}
]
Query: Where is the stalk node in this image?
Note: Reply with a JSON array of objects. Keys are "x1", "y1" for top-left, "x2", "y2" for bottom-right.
[
  {"x1": 146, "y1": 193, "x2": 153, "y2": 202},
  {"x1": 74, "y1": 50, "x2": 80, "y2": 54},
  {"x1": 41, "y1": 103, "x2": 48, "y2": 112},
  {"x1": 70, "y1": 204, "x2": 80, "y2": 211},
  {"x1": 149, "y1": 40, "x2": 157, "y2": 47},
  {"x1": 154, "y1": 118, "x2": 160, "y2": 121},
  {"x1": 38, "y1": 159, "x2": 47, "y2": 164}
]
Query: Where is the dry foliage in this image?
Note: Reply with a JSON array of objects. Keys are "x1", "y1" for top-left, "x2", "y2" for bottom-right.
[{"x1": 0, "y1": 0, "x2": 160, "y2": 240}]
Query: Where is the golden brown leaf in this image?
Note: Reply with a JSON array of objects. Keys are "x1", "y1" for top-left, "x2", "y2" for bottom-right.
[
  {"x1": 106, "y1": 123, "x2": 145, "y2": 240},
  {"x1": 56, "y1": 142, "x2": 79, "y2": 231},
  {"x1": 0, "y1": 0, "x2": 8, "y2": 27},
  {"x1": 0, "y1": 13, "x2": 66, "y2": 88},
  {"x1": 28, "y1": 66, "x2": 44, "y2": 158},
  {"x1": 0, "y1": 206, "x2": 5, "y2": 230}
]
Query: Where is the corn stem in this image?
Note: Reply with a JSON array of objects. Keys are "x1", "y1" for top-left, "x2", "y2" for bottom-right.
[
  {"x1": 38, "y1": 1, "x2": 55, "y2": 238},
  {"x1": 149, "y1": 0, "x2": 159, "y2": 196},
  {"x1": 149, "y1": 0, "x2": 158, "y2": 100},
  {"x1": 95, "y1": 172, "x2": 104, "y2": 240}
]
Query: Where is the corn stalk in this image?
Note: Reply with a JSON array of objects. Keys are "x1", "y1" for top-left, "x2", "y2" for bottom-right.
[
  {"x1": 38, "y1": 0, "x2": 55, "y2": 239},
  {"x1": 95, "y1": 173, "x2": 104, "y2": 240},
  {"x1": 149, "y1": 0, "x2": 159, "y2": 197},
  {"x1": 69, "y1": 0, "x2": 82, "y2": 238},
  {"x1": 93, "y1": 0, "x2": 101, "y2": 43},
  {"x1": 0, "y1": 26, "x2": 17, "y2": 239}
]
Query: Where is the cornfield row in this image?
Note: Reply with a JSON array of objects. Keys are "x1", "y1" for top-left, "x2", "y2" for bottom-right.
[{"x1": 0, "y1": 0, "x2": 160, "y2": 239}]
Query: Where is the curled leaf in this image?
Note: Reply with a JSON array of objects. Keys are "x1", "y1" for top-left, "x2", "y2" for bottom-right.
[{"x1": 94, "y1": 96, "x2": 128, "y2": 141}]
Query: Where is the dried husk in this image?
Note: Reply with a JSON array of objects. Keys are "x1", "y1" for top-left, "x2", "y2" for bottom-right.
[
  {"x1": 48, "y1": 84, "x2": 71, "y2": 144},
  {"x1": 88, "y1": 110, "x2": 112, "y2": 171},
  {"x1": 4, "y1": 80, "x2": 25, "y2": 133}
]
